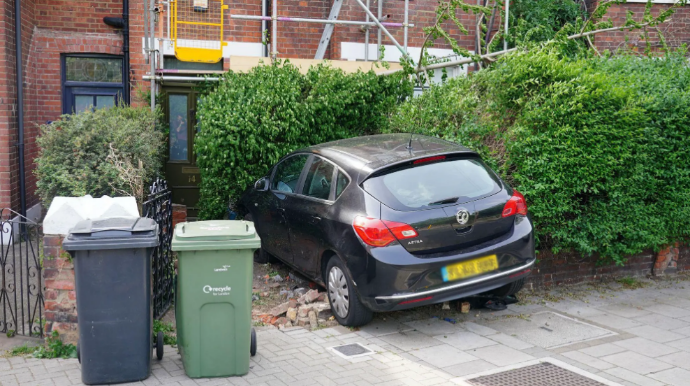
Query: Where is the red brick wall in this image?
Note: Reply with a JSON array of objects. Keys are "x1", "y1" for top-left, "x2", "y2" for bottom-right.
[
  {"x1": 0, "y1": 0, "x2": 37, "y2": 211},
  {"x1": 527, "y1": 245, "x2": 690, "y2": 289},
  {"x1": 42, "y1": 234, "x2": 78, "y2": 344}
]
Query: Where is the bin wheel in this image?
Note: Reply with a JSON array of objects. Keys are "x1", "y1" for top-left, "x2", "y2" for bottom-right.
[
  {"x1": 250, "y1": 328, "x2": 257, "y2": 357},
  {"x1": 77, "y1": 343, "x2": 80, "y2": 364},
  {"x1": 156, "y1": 331, "x2": 164, "y2": 360}
]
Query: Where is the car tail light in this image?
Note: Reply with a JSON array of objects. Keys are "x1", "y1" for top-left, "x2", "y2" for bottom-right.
[
  {"x1": 382, "y1": 220, "x2": 419, "y2": 240},
  {"x1": 413, "y1": 155, "x2": 446, "y2": 165},
  {"x1": 353, "y1": 216, "x2": 418, "y2": 247},
  {"x1": 502, "y1": 190, "x2": 528, "y2": 217}
]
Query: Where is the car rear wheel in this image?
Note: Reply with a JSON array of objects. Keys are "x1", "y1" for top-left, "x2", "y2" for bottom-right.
[
  {"x1": 490, "y1": 278, "x2": 525, "y2": 298},
  {"x1": 326, "y1": 258, "x2": 373, "y2": 327}
]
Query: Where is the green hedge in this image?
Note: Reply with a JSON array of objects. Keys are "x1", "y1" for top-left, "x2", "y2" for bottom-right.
[
  {"x1": 390, "y1": 49, "x2": 690, "y2": 263},
  {"x1": 195, "y1": 61, "x2": 412, "y2": 219},
  {"x1": 35, "y1": 105, "x2": 164, "y2": 207}
]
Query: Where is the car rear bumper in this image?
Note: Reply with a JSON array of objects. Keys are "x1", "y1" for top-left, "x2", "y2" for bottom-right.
[{"x1": 352, "y1": 216, "x2": 535, "y2": 312}]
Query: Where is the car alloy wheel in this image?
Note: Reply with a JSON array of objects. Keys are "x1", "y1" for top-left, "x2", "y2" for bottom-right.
[{"x1": 328, "y1": 266, "x2": 350, "y2": 318}]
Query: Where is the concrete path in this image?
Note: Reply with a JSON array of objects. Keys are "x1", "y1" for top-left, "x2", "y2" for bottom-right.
[{"x1": 2, "y1": 275, "x2": 690, "y2": 386}]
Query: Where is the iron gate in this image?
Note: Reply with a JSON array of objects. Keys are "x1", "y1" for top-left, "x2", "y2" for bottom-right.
[
  {"x1": 142, "y1": 178, "x2": 175, "y2": 319},
  {"x1": 0, "y1": 209, "x2": 43, "y2": 337}
]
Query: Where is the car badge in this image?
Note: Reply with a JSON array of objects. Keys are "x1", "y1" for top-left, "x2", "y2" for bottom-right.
[{"x1": 456, "y1": 208, "x2": 470, "y2": 225}]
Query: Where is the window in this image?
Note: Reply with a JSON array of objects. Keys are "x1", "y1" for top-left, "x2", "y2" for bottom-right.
[
  {"x1": 362, "y1": 158, "x2": 501, "y2": 210},
  {"x1": 61, "y1": 55, "x2": 124, "y2": 114},
  {"x1": 271, "y1": 155, "x2": 309, "y2": 193},
  {"x1": 169, "y1": 95, "x2": 189, "y2": 161},
  {"x1": 335, "y1": 171, "x2": 349, "y2": 199},
  {"x1": 302, "y1": 157, "x2": 335, "y2": 200}
]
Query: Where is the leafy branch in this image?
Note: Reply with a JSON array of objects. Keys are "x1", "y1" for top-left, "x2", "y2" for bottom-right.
[{"x1": 398, "y1": 0, "x2": 688, "y2": 81}]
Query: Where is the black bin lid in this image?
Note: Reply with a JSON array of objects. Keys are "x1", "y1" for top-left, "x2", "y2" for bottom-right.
[{"x1": 63, "y1": 217, "x2": 159, "y2": 251}]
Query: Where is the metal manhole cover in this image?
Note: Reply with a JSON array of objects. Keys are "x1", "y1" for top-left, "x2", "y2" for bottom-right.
[
  {"x1": 332, "y1": 343, "x2": 372, "y2": 357},
  {"x1": 467, "y1": 362, "x2": 609, "y2": 386}
]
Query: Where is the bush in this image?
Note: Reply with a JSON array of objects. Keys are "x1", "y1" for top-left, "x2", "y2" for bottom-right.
[
  {"x1": 509, "y1": 0, "x2": 584, "y2": 47},
  {"x1": 195, "y1": 61, "x2": 412, "y2": 219},
  {"x1": 390, "y1": 49, "x2": 690, "y2": 263},
  {"x1": 35, "y1": 105, "x2": 164, "y2": 207}
]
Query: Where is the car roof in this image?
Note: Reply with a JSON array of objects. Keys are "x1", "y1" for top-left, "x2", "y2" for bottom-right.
[{"x1": 294, "y1": 134, "x2": 477, "y2": 182}]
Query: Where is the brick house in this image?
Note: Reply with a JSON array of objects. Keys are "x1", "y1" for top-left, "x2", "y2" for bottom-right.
[{"x1": 0, "y1": 0, "x2": 687, "y2": 220}]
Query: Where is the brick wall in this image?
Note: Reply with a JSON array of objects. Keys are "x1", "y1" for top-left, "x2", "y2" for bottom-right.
[
  {"x1": 42, "y1": 234, "x2": 78, "y2": 344},
  {"x1": 527, "y1": 245, "x2": 690, "y2": 289}
]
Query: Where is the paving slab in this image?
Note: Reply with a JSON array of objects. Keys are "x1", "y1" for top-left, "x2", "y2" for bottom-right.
[
  {"x1": 648, "y1": 367, "x2": 690, "y2": 386},
  {"x1": 432, "y1": 331, "x2": 497, "y2": 351},
  {"x1": 409, "y1": 344, "x2": 477, "y2": 368},
  {"x1": 600, "y1": 351, "x2": 674, "y2": 375},
  {"x1": 465, "y1": 345, "x2": 535, "y2": 367},
  {"x1": 612, "y1": 337, "x2": 679, "y2": 358}
]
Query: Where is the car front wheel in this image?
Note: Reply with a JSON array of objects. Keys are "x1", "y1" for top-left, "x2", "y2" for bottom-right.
[{"x1": 326, "y1": 257, "x2": 373, "y2": 327}]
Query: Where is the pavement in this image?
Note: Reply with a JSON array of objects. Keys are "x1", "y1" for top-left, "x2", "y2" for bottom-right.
[{"x1": 2, "y1": 275, "x2": 690, "y2": 386}]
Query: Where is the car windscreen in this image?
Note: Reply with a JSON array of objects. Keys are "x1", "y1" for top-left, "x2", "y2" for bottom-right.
[{"x1": 362, "y1": 157, "x2": 502, "y2": 211}]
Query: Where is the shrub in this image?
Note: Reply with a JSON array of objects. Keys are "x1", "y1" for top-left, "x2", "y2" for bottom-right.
[
  {"x1": 35, "y1": 105, "x2": 164, "y2": 207},
  {"x1": 195, "y1": 61, "x2": 412, "y2": 219},
  {"x1": 390, "y1": 48, "x2": 690, "y2": 263}
]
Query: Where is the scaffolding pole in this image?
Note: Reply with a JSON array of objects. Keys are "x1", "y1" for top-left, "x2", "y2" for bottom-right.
[
  {"x1": 354, "y1": 0, "x2": 407, "y2": 58},
  {"x1": 231, "y1": 14, "x2": 410, "y2": 28},
  {"x1": 365, "y1": 0, "x2": 370, "y2": 61},
  {"x1": 272, "y1": 0, "x2": 278, "y2": 60},
  {"x1": 504, "y1": 0, "x2": 510, "y2": 51},
  {"x1": 403, "y1": 0, "x2": 408, "y2": 52},
  {"x1": 377, "y1": 0, "x2": 382, "y2": 60}
]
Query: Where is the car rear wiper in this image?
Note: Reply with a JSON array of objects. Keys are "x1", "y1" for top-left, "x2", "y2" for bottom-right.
[{"x1": 428, "y1": 197, "x2": 459, "y2": 205}]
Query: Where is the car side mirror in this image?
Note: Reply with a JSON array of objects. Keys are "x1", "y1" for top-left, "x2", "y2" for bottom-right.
[{"x1": 254, "y1": 177, "x2": 269, "y2": 191}]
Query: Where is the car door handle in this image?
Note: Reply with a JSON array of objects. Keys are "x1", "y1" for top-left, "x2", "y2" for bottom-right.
[{"x1": 309, "y1": 216, "x2": 321, "y2": 224}]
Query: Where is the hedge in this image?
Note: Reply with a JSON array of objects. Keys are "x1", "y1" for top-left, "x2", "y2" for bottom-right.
[
  {"x1": 389, "y1": 49, "x2": 690, "y2": 263},
  {"x1": 35, "y1": 105, "x2": 164, "y2": 207},
  {"x1": 195, "y1": 61, "x2": 412, "y2": 219}
]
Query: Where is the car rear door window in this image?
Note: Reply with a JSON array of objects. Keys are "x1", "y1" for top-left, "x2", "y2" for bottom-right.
[
  {"x1": 362, "y1": 157, "x2": 501, "y2": 210},
  {"x1": 271, "y1": 154, "x2": 309, "y2": 193},
  {"x1": 335, "y1": 171, "x2": 349, "y2": 199},
  {"x1": 302, "y1": 157, "x2": 335, "y2": 200}
]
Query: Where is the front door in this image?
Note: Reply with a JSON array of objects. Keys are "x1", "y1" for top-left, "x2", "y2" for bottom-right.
[{"x1": 164, "y1": 88, "x2": 201, "y2": 219}]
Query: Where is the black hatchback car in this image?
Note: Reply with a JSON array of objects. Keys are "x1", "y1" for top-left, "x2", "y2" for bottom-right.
[{"x1": 239, "y1": 134, "x2": 535, "y2": 326}]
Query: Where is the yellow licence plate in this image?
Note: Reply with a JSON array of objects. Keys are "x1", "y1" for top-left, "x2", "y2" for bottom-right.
[{"x1": 441, "y1": 255, "x2": 498, "y2": 282}]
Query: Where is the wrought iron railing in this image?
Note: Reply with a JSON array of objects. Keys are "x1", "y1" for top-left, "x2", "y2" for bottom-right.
[
  {"x1": 0, "y1": 209, "x2": 43, "y2": 337},
  {"x1": 142, "y1": 178, "x2": 175, "y2": 319}
]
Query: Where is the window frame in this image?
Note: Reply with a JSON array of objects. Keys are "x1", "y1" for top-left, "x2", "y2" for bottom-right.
[{"x1": 61, "y1": 54, "x2": 125, "y2": 114}]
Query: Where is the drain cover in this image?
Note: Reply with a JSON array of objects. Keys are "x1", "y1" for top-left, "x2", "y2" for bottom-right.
[
  {"x1": 468, "y1": 362, "x2": 609, "y2": 386},
  {"x1": 332, "y1": 343, "x2": 372, "y2": 357}
]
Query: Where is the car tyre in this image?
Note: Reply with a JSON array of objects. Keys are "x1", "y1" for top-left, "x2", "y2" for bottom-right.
[
  {"x1": 490, "y1": 278, "x2": 525, "y2": 298},
  {"x1": 325, "y1": 257, "x2": 373, "y2": 327}
]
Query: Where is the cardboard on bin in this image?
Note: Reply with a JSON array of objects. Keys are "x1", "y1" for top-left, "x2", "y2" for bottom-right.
[
  {"x1": 62, "y1": 217, "x2": 159, "y2": 251},
  {"x1": 171, "y1": 220, "x2": 261, "y2": 251}
]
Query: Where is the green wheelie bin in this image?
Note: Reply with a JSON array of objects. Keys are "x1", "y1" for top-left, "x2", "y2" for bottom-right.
[{"x1": 171, "y1": 220, "x2": 261, "y2": 378}]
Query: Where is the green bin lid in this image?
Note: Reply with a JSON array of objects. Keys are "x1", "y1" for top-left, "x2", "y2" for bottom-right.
[{"x1": 171, "y1": 220, "x2": 261, "y2": 251}]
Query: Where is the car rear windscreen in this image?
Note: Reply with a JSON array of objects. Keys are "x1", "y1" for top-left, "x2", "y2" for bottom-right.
[{"x1": 362, "y1": 157, "x2": 502, "y2": 211}]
